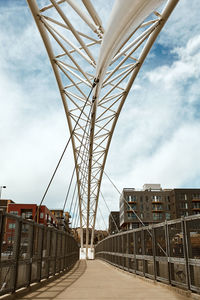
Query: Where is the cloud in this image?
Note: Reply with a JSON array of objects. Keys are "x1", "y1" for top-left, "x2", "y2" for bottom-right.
[
  {"x1": 146, "y1": 35, "x2": 200, "y2": 92},
  {"x1": 1, "y1": 0, "x2": 200, "y2": 230},
  {"x1": 104, "y1": 34, "x2": 200, "y2": 197}
]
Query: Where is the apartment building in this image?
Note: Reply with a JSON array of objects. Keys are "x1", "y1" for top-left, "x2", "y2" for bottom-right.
[{"x1": 120, "y1": 184, "x2": 200, "y2": 230}]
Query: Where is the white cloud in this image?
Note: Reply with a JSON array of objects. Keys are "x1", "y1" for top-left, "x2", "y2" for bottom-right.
[
  {"x1": 146, "y1": 35, "x2": 200, "y2": 90},
  {"x1": 104, "y1": 33, "x2": 200, "y2": 203},
  {"x1": 1, "y1": 0, "x2": 200, "y2": 230}
]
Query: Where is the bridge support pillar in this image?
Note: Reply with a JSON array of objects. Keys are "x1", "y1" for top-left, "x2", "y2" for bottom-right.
[{"x1": 80, "y1": 247, "x2": 94, "y2": 260}]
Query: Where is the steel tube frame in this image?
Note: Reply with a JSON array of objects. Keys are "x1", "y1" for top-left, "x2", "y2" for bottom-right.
[{"x1": 27, "y1": 0, "x2": 179, "y2": 254}]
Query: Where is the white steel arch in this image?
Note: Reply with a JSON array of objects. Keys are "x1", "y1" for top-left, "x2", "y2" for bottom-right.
[{"x1": 27, "y1": 0, "x2": 179, "y2": 257}]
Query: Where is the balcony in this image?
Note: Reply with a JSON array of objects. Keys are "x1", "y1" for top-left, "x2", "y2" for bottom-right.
[
  {"x1": 152, "y1": 208, "x2": 163, "y2": 212},
  {"x1": 152, "y1": 200, "x2": 163, "y2": 204}
]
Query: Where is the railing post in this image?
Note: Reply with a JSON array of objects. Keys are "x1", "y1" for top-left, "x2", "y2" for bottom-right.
[
  {"x1": 126, "y1": 232, "x2": 129, "y2": 271},
  {"x1": 54, "y1": 230, "x2": 58, "y2": 274},
  {"x1": 133, "y1": 231, "x2": 137, "y2": 273},
  {"x1": 122, "y1": 234, "x2": 124, "y2": 269},
  {"x1": 152, "y1": 227, "x2": 157, "y2": 280},
  {"x1": 0, "y1": 210, "x2": 5, "y2": 256},
  {"x1": 27, "y1": 222, "x2": 34, "y2": 286},
  {"x1": 181, "y1": 217, "x2": 191, "y2": 290},
  {"x1": 38, "y1": 227, "x2": 44, "y2": 282},
  {"x1": 46, "y1": 228, "x2": 52, "y2": 277},
  {"x1": 12, "y1": 217, "x2": 22, "y2": 293},
  {"x1": 165, "y1": 220, "x2": 171, "y2": 284},
  {"x1": 63, "y1": 233, "x2": 67, "y2": 270},
  {"x1": 141, "y1": 229, "x2": 145, "y2": 276}
]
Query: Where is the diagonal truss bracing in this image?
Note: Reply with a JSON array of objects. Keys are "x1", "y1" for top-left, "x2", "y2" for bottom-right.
[{"x1": 27, "y1": 0, "x2": 179, "y2": 252}]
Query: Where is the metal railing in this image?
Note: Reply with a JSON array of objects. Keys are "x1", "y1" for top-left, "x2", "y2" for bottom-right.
[
  {"x1": 95, "y1": 214, "x2": 200, "y2": 294},
  {"x1": 0, "y1": 211, "x2": 79, "y2": 296}
]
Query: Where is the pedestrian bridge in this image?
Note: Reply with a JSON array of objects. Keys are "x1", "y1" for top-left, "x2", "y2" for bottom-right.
[
  {"x1": 7, "y1": 260, "x2": 192, "y2": 300},
  {"x1": 0, "y1": 212, "x2": 200, "y2": 299},
  {"x1": 1, "y1": 0, "x2": 200, "y2": 298}
]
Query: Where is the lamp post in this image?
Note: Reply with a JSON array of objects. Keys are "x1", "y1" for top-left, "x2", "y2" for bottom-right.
[{"x1": 0, "y1": 186, "x2": 6, "y2": 199}]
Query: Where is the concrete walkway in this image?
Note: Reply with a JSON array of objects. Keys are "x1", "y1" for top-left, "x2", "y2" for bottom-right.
[{"x1": 16, "y1": 260, "x2": 192, "y2": 300}]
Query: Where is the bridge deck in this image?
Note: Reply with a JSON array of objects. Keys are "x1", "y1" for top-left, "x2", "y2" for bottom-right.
[{"x1": 17, "y1": 260, "x2": 190, "y2": 300}]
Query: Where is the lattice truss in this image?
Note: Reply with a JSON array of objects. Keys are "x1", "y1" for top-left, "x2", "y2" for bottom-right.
[{"x1": 27, "y1": 0, "x2": 177, "y2": 241}]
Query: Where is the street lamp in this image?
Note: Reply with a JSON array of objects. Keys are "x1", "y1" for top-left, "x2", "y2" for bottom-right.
[{"x1": 0, "y1": 186, "x2": 6, "y2": 199}]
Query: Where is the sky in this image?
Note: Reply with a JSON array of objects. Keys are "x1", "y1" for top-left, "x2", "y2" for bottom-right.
[{"x1": 0, "y1": 0, "x2": 200, "y2": 230}]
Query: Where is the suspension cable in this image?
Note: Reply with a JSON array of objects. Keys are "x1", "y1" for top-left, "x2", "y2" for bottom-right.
[
  {"x1": 71, "y1": 193, "x2": 79, "y2": 228},
  {"x1": 34, "y1": 79, "x2": 98, "y2": 221},
  {"x1": 69, "y1": 182, "x2": 77, "y2": 215},
  {"x1": 62, "y1": 80, "x2": 98, "y2": 217},
  {"x1": 98, "y1": 204, "x2": 107, "y2": 230},
  {"x1": 73, "y1": 195, "x2": 80, "y2": 228},
  {"x1": 100, "y1": 190, "x2": 120, "y2": 233},
  {"x1": 103, "y1": 170, "x2": 167, "y2": 256},
  {"x1": 63, "y1": 166, "x2": 76, "y2": 212}
]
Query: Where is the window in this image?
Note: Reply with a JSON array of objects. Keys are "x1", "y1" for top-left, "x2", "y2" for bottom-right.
[
  {"x1": 182, "y1": 211, "x2": 189, "y2": 217},
  {"x1": 127, "y1": 212, "x2": 137, "y2": 219},
  {"x1": 152, "y1": 195, "x2": 162, "y2": 202},
  {"x1": 192, "y1": 194, "x2": 200, "y2": 200},
  {"x1": 128, "y1": 195, "x2": 137, "y2": 202},
  {"x1": 7, "y1": 236, "x2": 13, "y2": 243},
  {"x1": 10, "y1": 211, "x2": 18, "y2": 215},
  {"x1": 21, "y1": 211, "x2": 32, "y2": 219},
  {"x1": 40, "y1": 212, "x2": 44, "y2": 219},
  {"x1": 152, "y1": 213, "x2": 162, "y2": 221},
  {"x1": 22, "y1": 224, "x2": 29, "y2": 232},
  {"x1": 152, "y1": 204, "x2": 163, "y2": 210},
  {"x1": 180, "y1": 202, "x2": 188, "y2": 209},
  {"x1": 129, "y1": 204, "x2": 136, "y2": 210},
  {"x1": 193, "y1": 202, "x2": 200, "y2": 209},
  {"x1": 165, "y1": 212, "x2": 171, "y2": 220},
  {"x1": 180, "y1": 194, "x2": 188, "y2": 201},
  {"x1": 9, "y1": 223, "x2": 16, "y2": 229}
]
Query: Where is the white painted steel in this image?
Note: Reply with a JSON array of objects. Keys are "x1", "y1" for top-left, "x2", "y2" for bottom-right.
[
  {"x1": 96, "y1": 0, "x2": 165, "y2": 80},
  {"x1": 27, "y1": 0, "x2": 179, "y2": 258}
]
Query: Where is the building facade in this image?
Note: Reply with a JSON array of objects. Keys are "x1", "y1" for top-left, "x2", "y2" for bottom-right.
[
  {"x1": 7, "y1": 203, "x2": 58, "y2": 224},
  {"x1": 50, "y1": 209, "x2": 71, "y2": 232},
  {"x1": 5, "y1": 203, "x2": 58, "y2": 246},
  {"x1": 0, "y1": 199, "x2": 15, "y2": 213},
  {"x1": 120, "y1": 184, "x2": 200, "y2": 230},
  {"x1": 171, "y1": 189, "x2": 200, "y2": 218},
  {"x1": 108, "y1": 211, "x2": 120, "y2": 234}
]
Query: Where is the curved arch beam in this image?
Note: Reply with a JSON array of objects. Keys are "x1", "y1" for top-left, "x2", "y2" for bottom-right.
[{"x1": 27, "y1": 0, "x2": 179, "y2": 256}]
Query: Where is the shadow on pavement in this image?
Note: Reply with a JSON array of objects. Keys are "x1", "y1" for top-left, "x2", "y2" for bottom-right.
[{"x1": 15, "y1": 260, "x2": 87, "y2": 300}]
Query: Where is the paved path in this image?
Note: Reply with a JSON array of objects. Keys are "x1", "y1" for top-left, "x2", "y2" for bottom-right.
[{"x1": 16, "y1": 260, "x2": 191, "y2": 300}]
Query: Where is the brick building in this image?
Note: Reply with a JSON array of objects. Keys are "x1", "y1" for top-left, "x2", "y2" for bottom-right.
[
  {"x1": 120, "y1": 184, "x2": 200, "y2": 230},
  {"x1": 7, "y1": 203, "x2": 58, "y2": 225},
  {"x1": 50, "y1": 209, "x2": 71, "y2": 232},
  {"x1": 5, "y1": 203, "x2": 58, "y2": 246},
  {"x1": 0, "y1": 199, "x2": 15, "y2": 212}
]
